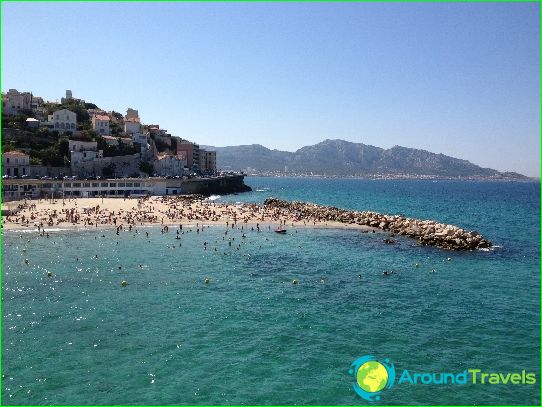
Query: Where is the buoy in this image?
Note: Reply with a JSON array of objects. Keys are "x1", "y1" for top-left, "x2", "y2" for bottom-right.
[
  {"x1": 204, "y1": 278, "x2": 210, "y2": 284},
  {"x1": 121, "y1": 280, "x2": 128, "y2": 287},
  {"x1": 415, "y1": 263, "x2": 420, "y2": 268},
  {"x1": 447, "y1": 257, "x2": 452, "y2": 261},
  {"x1": 292, "y1": 279, "x2": 298, "y2": 285}
]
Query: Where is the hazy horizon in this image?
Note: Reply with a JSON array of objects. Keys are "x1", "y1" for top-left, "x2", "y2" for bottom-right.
[{"x1": 2, "y1": 2, "x2": 539, "y2": 176}]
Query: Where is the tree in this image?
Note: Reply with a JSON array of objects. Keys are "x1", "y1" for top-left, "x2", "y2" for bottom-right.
[
  {"x1": 111, "y1": 111, "x2": 123, "y2": 121},
  {"x1": 139, "y1": 161, "x2": 153, "y2": 176},
  {"x1": 102, "y1": 163, "x2": 115, "y2": 178},
  {"x1": 110, "y1": 121, "x2": 123, "y2": 136}
]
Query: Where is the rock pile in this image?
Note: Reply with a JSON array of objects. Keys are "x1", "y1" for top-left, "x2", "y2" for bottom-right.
[{"x1": 263, "y1": 198, "x2": 492, "y2": 251}]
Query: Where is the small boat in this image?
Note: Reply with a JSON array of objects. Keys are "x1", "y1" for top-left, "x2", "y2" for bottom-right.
[{"x1": 275, "y1": 227, "x2": 287, "y2": 234}]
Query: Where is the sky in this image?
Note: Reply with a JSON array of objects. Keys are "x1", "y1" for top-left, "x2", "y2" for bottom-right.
[{"x1": 2, "y1": 2, "x2": 540, "y2": 176}]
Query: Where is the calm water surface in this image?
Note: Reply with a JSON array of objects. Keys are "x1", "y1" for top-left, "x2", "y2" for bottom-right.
[{"x1": 2, "y1": 178, "x2": 540, "y2": 405}]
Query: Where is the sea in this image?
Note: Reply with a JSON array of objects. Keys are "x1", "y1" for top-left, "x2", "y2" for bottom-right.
[{"x1": 2, "y1": 177, "x2": 540, "y2": 405}]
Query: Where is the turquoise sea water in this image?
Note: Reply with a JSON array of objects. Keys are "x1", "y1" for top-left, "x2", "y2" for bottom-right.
[{"x1": 2, "y1": 177, "x2": 540, "y2": 405}]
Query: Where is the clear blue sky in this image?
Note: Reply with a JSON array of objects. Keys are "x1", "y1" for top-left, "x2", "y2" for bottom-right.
[{"x1": 2, "y1": 2, "x2": 540, "y2": 176}]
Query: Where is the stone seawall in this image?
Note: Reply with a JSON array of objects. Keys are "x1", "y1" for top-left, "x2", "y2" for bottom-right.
[
  {"x1": 181, "y1": 175, "x2": 252, "y2": 195},
  {"x1": 264, "y1": 198, "x2": 492, "y2": 251}
]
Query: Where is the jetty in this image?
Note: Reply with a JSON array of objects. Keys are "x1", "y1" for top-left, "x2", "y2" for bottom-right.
[{"x1": 264, "y1": 198, "x2": 492, "y2": 251}]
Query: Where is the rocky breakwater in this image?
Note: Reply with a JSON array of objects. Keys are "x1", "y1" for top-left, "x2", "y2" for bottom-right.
[{"x1": 263, "y1": 198, "x2": 492, "y2": 251}]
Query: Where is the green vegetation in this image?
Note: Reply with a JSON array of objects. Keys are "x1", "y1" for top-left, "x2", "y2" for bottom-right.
[
  {"x1": 96, "y1": 136, "x2": 139, "y2": 157},
  {"x1": 102, "y1": 163, "x2": 116, "y2": 178},
  {"x1": 2, "y1": 112, "x2": 32, "y2": 130},
  {"x1": 110, "y1": 121, "x2": 123, "y2": 136},
  {"x1": 139, "y1": 161, "x2": 154, "y2": 176},
  {"x1": 2, "y1": 101, "x2": 139, "y2": 169},
  {"x1": 44, "y1": 101, "x2": 90, "y2": 124}
]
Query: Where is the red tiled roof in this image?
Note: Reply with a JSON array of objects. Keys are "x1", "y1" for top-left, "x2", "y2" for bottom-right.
[{"x1": 4, "y1": 150, "x2": 28, "y2": 156}]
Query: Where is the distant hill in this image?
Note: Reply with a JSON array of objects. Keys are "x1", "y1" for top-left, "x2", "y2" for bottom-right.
[{"x1": 202, "y1": 139, "x2": 528, "y2": 179}]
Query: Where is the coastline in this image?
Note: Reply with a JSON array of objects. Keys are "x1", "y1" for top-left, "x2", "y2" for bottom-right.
[
  {"x1": 1, "y1": 196, "x2": 378, "y2": 233},
  {"x1": 1, "y1": 195, "x2": 492, "y2": 251}
]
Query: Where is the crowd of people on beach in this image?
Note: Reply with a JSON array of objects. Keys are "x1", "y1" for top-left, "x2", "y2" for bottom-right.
[{"x1": 2, "y1": 196, "x2": 319, "y2": 232}]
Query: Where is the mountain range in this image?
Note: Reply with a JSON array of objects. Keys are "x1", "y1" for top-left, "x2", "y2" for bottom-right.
[{"x1": 202, "y1": 139, "x2": 528, "y2": 179}]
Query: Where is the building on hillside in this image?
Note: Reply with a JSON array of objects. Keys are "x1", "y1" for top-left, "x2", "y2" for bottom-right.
[
  {"x1": 148, "y1": 126, "x2": 160, "y2": 136},
  {"x1": 102, "y1": 136, "x2": 120, "y2": 147},
  {"x1": 2, "y1": 151, "x2": 30, "y2": 177},
  {"x1": 30, "y1": 96, "x2": 46, "y2": 118},
  {"x1": 50, "y1": 109, "x2": 77, "y2": 133},
  {"x1": 125, "y1": 108, "x2": 139, "y2": 121},
  {"x1": 2, "y1": 89, "x2": 32, "y2": 115},
  {"x1": 25, "y1": 118, "x2": 40, "y2": 128},
  {"x1": 69, "y1": 140, "x2": 103, "y2": 175},
  {"x1": 131, "y1": 132, "x2": 149, "y2": 155},
  {"x1": 124, "y1": 117, "x2": 141, "y2": 134},
  {"x1": 153, "y1": 153, "x2": 186, "y2": 177},
  {"x1": 60, "y1": 89, "x2": 85, "y2": 105},
  {"x1": 92, "y1": 114, "x2": 111, "y2": 135},
  {"x1": 199, "y1": 149, "x2": 217, "y2": 174},
  {"x1": 177, "y1": 140, "x2": 200, "y2": 172},
  {"x1": 103, "y1": 136, "x2": 133, "y2": 147},
  {"x1": 86, "y1": 108, "x2": 106, "y2": 117}
]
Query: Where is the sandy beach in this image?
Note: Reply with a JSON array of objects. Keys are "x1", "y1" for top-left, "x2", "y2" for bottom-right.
[{"x1": 1, "y1": 196, "x2": 375, "y2": 233}]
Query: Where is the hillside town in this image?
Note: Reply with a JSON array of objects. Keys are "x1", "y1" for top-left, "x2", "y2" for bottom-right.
[{"x1": 1, "y1": 89, "x2": 251, "y2": 200}]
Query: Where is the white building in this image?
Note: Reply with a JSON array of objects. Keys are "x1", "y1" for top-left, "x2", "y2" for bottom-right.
[
  {"x1": 25, "y1": 118, "x2": 40, "y2": 128},
  {"x1": 103, "y1": 136, "x2": 133, "y2": 147},
  {"x1": 2, "y1": 89, "x2": 32, "y2": 115},
  {"x1": 69, "y1": 139, "x2": 99, "y2": 153},
  {"x1": 131, "y1": 132, "x2": 148, "y2": 145},
  {"x1": 92, "y1": 114, "x2": 111, "y2": 135},
  {"x1": 69, "y1": 140, "x2": 103, "y2": 174},
  {"x1": 124, "y1": 118, "x2": 141, "y2": 134},
  {"x1": 2, "y1": 151, "x2": 30, "y2": 177},
  {"x1": 102, "y1": 136, "x2": 120, "y2": 147},
  {"x1": 51, "y1": 109, "x2": 77, "y2": 133}
]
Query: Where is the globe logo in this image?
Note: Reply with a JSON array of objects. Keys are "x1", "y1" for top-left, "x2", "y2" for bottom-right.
[{"x1": 349, "y1": 355, "x2": 396, "y2": 401}]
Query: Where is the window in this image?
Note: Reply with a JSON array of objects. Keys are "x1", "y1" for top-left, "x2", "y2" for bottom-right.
[
  {"x1": 6, "y1": 158, "x2": 9, "y2": 164},
  {"x1": 92, "y1": 183, "x2": 98, "y2": 187},
  {"x1": 83, "y1": 183, "x2": 90, "y2": 188}
]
